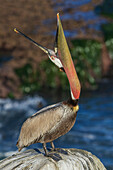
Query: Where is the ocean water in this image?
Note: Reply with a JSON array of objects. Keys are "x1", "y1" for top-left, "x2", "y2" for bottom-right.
[{"x1": 0, "y1": 91, "x2": 113, "y2": 169}]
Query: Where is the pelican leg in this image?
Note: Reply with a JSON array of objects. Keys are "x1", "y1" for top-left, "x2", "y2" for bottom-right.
[
  {"x1": 43, "y1": 143, "x2": 48, "y2": 156},
  {"x1": 51, "y1": 142, "x2": 55, "y2": 151}
]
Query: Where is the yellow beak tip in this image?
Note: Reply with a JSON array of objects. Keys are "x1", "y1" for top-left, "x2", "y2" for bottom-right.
[
  {"x1": 57, "y1": 13, "x2": 59, "y2": 20},
  {"x1": 14, "y1": 28, "x2": 19, "y2": 33}
]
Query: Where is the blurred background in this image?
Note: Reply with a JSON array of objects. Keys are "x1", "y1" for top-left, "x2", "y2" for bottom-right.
[{"x1": 0, "y1": 0, "x2": 113, "y2": 169}]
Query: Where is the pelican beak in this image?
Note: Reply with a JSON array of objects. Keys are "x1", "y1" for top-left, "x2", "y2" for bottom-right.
[
  {"x1": 14, "y1": 28, "x2": 49, "y2": 54},
  {"x1": 57, "y1": 13, "x2": 81, "y2": 99}
]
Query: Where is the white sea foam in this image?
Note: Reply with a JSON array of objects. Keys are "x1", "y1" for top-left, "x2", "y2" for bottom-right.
[
  {"x1": 0, "y1": 96, "x2": 46, "y2": 116},
  {"x1": 83, "y1": 134, "x2": 96, "y2": 140}
]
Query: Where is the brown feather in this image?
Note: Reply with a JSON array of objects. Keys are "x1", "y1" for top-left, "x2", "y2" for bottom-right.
[
  {"x1": 17, "y1": 101, "x2": 78, "y2": 151},
  {"x1": 17, "y1": 102, "x2": 64, "y2": 149}
]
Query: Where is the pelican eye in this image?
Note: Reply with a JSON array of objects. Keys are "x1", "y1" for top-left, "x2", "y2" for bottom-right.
[{"x1": 51, "y1": 56, "x2": 55, "y2": 60}]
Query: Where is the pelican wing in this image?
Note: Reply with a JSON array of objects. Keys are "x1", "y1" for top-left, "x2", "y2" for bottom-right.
[{"x1": 17, "y1": 102, "x2": 65, "y2": 148}]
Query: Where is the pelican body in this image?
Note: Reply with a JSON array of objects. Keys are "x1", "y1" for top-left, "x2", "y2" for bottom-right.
[
  {"x1": 17, "y1": 99, "x2": 79, "y2": 154},
  {"x1": 15, "y1": 13, "x2": 81, "y2": 155}
]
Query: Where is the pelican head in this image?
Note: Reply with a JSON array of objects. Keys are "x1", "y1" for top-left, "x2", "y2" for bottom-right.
[
  {"x1": 14, "y1": 28, "x2": 64, "y2": 72},
  {"x1": 14, "y1": 13, "x2": 81, "y2": 100}
]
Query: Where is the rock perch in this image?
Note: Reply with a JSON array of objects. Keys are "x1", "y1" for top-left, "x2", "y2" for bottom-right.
[{"x1": 0, "y1": 148, "x2": 106, "y2": 170}]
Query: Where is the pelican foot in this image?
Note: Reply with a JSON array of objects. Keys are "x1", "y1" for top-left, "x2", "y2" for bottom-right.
[
  {"x1": 54, "y1": 148, "x2": 68, "y2": 155},
  {"x1": 47, "y1": 152, "x2": 62, "y2": 161}
]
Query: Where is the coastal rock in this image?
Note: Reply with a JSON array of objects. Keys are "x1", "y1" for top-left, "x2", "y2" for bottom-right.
[{"x1": 0, "y1": 148, "x2": 106, "y2": 170}]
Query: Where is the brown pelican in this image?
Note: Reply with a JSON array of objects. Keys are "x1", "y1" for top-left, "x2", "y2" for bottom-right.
[{"x1": 14, "y1": 13, "x2": 81, "y2": 155}]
